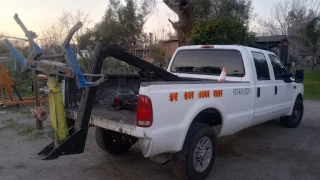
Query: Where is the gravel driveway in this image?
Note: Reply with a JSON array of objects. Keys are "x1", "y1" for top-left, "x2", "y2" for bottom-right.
[{"x1": 0, "y1": 100, "x2": 320, "y2": 180}]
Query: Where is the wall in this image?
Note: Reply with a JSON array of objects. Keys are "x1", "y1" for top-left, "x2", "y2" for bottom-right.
[{"x1": 159, "y1": 40, "x2": 179, "y2": 60}]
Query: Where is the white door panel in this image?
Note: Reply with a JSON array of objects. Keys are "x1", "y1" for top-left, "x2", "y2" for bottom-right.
[
  {"x1": 268, "y1": 54, "x2": 293, "y2": 116},
  {"x1": 250, "y1": 51, "x2": 274, "y2": 125}
]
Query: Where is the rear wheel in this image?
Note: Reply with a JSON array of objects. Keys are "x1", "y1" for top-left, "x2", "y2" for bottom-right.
[
  {"x1": 172, "y1": 123, "x2": 216, "y2": 180},
  {"x1": 95, "y1": 127, "x2": 137, "y2": 155},
  {"x1": 280, "y1": 98, "x2": 303, "y2": 128}
]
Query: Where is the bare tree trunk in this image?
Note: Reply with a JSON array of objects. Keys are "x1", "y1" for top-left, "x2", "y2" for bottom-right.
[
  {"x1": 312, "y1": 47, "x2": 317, "y2": 71},
  {"x1": 163, "y1": 0, "x2": 195, "y2": 46}
]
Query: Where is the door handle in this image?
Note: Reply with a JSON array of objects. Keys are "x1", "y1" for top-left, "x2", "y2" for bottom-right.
[
  {"x1": 257, "y1": 87, "x2": 260, "y2": 97},
  {"x1": 275, "y1": 86, "x2": 277, "y2": 95}
]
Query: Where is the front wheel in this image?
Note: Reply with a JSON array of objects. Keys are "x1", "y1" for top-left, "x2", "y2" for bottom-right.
[
  {"x1": 172, "y1": 123, "x2": 216, "y2": 180},
  {"x1": 281, "y1": 98, "x2": 304, "y2": 128}
]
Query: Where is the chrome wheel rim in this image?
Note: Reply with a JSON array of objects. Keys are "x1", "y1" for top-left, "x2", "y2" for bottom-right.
[{"x1": 193, "y1": 136, "x2": 213, "y2": 173}]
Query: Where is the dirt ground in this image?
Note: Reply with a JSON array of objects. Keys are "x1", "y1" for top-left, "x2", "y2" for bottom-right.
[{"x1": 1, "y1": 100, "x2": 320, "y2": 180}]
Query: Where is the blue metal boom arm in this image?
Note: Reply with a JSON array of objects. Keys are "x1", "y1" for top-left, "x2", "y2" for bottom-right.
[{"x1": 4, "y1": 14, "x2": 106, "y2": 89}]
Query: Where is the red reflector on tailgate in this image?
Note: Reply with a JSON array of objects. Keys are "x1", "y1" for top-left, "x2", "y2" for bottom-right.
[{"x1": 137, "y1": 95, "x2": 153, "y2": 127}]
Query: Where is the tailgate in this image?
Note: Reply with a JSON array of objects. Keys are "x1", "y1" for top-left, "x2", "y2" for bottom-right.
[{"x1": 66, "y1": 106, "x2": 137, "y2": 136}]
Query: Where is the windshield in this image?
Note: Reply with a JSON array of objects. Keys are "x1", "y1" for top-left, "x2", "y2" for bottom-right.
[{"x1": 170, "y1": 49, "x2": 245, "y2": 77}]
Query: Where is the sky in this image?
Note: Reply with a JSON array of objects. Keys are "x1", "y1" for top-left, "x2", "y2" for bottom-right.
[{"x1": 0, "y1": 0, "x2": 280, "y2": 39}]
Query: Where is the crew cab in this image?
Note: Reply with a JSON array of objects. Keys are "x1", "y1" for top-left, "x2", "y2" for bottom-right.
[{"x1": 65, "y1": 45, "x2": 304, "y2": 180}]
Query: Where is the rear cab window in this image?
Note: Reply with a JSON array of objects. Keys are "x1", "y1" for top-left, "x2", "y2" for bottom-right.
[
  {"x1": 170, "y1": 49, "x2": 245, "y2": 77},
  {"x1": 251, "y1": 51, "x2": 271, "y2": 80}
]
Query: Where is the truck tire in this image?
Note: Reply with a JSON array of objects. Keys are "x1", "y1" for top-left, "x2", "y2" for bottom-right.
[
  {"x1": 172, "y1": 123, "x2": 216, "y2": 180},
  {"x1": 95, "y1": 127, "x2": 134, "y2": 155},
  {"x1": 280, "y1": 98, "x2": 303, "y2": 128}
]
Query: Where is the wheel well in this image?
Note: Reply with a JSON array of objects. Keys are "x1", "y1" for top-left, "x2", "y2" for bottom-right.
[
  {"x1": 297, "y1": 93, "x2": 303, "y2": 100},
  {"x1": 192, "y1": 108, "x2": 222, "y2": 127}
]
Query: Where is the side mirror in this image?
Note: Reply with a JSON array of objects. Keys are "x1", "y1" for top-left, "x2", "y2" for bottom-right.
[
  {"x1": 295, "y1": 69, "x2": 304, "y2": 83},
  {"x1": 283, "y1": 72, "x2": 293, "y2": 83}
]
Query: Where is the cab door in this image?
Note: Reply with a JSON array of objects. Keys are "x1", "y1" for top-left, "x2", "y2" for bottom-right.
[
  {"x1": 250, "y1": 51, "x2": 274, "y2": 126},
  {"x1": 268, "y1": 54, "x2": 292, "y2": 116}
]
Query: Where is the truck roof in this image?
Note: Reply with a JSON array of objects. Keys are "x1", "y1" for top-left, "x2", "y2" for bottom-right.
[{"x1": 177, "y1": 45, "x2": 275, "y2": 55}]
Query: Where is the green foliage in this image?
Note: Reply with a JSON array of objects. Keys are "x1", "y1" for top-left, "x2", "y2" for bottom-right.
[
  {"x1": 188, "y1": 0, "x2": 254, "y2": 45},
  {"x1": 78, "y1": 30, "x2": 95, "y2": 50},
  {"x1": 102, "y1": 58, "x2": 138, "y2": 74},
  {"x1": 10, "y1": 69, "x2": 32, "y2": 86},
  {"x1": 189, "y1": 17, "x2": 255, "y2": 45},
  {"x1": 0, "y1": 41, "x2": 10, "y2": 54},
  {"x1": 149, "y1": 45, "x2": 167, "y2": 67},
  {"x1": 217, "y1": 0, "x2": 253, "y2": 24},
  {"x1": 79, "y1": 0, "x2": 150, "y2": 49},
  {"x1": 300, "y1": 15, "x2": 320, "y2": 53},
  {"x1": 193, "y1": 0, "x2": 253, "y2": 23},
  {"x1": 194, "y1": 0, "x2": 213, "y2": 19}
]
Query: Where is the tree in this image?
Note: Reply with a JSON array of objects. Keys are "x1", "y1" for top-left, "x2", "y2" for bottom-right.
[
  {"x1": 0, "y1": 41, "x2": 9, "y2": 54},
  {"x1": 189, "y1": 17, "x2": 255, "y2": 45},
  {"x1": 300, "y1": 14, "x2": 320, "y2": 69},
  {"x1": 258, "y1": 0, "x2": 314, "y2": 35},
  {"x1": 93, "y1": 0, "x2": 151, "y2": 49},
  {"x1": 78, "y1": 30, "x2": 95, "y2": 50},
  {"x1": 216, "y1": 0, "x2": 253, "y2": 25},
  {"x1": 163, "y1": 0, "x2": 195, "y2": 46},
  {"x1": 77, "y1": 0, "x2": 152, "y2": 74},
  {"x1": 257, "y1": 0, "x2": 320, "y2": 62},
  {"x1": 41, "y1": 9, "x2": 92, "y2": 46},
  {"x1": 163, "y1": 0, "x2": 253, "y2": 45},
  {"x1": 194, "y1": 0, "x2": 212, "y2": 19}
]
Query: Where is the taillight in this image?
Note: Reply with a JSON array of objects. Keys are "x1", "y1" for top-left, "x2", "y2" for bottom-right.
[
  {"x1": 137, "y1": 95, "x2": 153, "y2": 127},
  {"x1": 113, "y1": 98, "x2": 121, "y2": 106}
]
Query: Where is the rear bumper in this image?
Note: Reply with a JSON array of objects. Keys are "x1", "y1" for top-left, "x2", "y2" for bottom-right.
[{"x1": 65, "y1": 109, "x2": 179, "y2": 157}]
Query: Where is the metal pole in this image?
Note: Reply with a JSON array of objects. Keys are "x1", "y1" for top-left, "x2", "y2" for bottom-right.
[{"x1": 32, "y1": 70, "x2": 43, "y2": 130}]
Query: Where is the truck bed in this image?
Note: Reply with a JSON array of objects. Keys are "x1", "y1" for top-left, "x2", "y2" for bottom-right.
[{"x1": 66, "y1": 105, "x2": 137, "y2": 136}]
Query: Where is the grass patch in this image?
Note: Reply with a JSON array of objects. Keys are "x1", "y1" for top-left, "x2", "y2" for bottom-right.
[
  {"x1": 17, "y1": 108, "x2": 33, "y2": 118},
  {"x1": 2, "y1": 118, "x2": 18, "y2": 129},
  {"x1": 30, "y1": 130, "x2": 45, "y2": 140},
  {"x1": 18, "y1": 125, "x2": 34, "y2": 135},
  {"x1": 290, "y1": 66, "x2": 320, "y2": 100},
  {"x1": 303, "y1": 70, "x2": 320, "y2": 100},
  {"x1": 47, "y1": 131, "x2": 52, "y2": 138},
  {"x1": 18, "y1": 108, "x2": 31, "y2": 115}
]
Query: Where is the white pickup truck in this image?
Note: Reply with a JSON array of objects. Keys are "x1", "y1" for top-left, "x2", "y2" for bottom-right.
[{"x1": 66, "y1": 45, "x2": 304, "y2": 180}]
